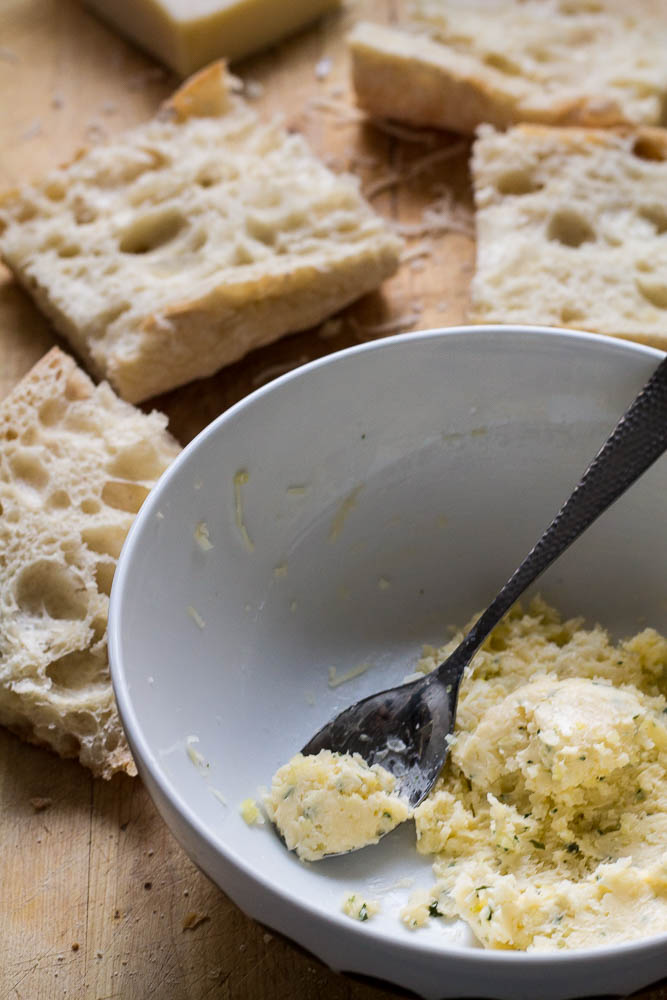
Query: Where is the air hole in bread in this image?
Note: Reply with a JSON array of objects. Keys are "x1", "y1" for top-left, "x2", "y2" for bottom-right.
[
  {"x1": 483, "y1": 52, "x2": 521, "y2": 75},
  {"x1": 91, "y1": 615, "x2": 106, "y2": 645},
  {"x1": 105, "y1": 731, "x2": 120, "y2": 752},
  {"x1": 81, "y1": 524, "x2": 127, "y2": 559},
  {"x1": 57, "y1": 244, "x2": 81, "y2": 259},
  {"x1": 639, "y1": 205, "x2": 667, "y2": 234},
  {"x1": 109, "y1": 440, "x2": 164, "y2": 480},
  {"x1": 560, "y1": 305, "x2": 583, "y2": 323},
  {"x1": 16, "y1": 203, "x2": 37, "y2": 223},
  {"x1": 64, "y1": 371, "x2": 93, "y2": 403},
  {"x1": 10, "y1": 452, "x2": 49, "y2": 491},
  {"x1": 636, "y1": 259, "x2": 653, "y2": 273},
  {"x1": 47, "y1": 489, "x2": 71, "y2": 510},
  {"x1": 246, "y1": 216, "x2": 276, "y2": 246},
  {"x1": 81, "y1": 497, "x2": 101, "y2": 514},
  {"x1": 44, "y1": 181, "x2": 66, "y2": 202},
  {"x1": 3, "y1": 428, "x2": 18, "y2": 441},
  {"x1": 636, "y1": 277, "x2": 667, "y2": 309},
  {"x1": 67, "y1": 711, "x2": 99, "y2": 736},
  {"x1": 39, "y1": 398, "x2": 66, "y2": 427},
  {"x1": 547, "y1": 209, "x2": 595, "y2": 247},
  {"x1": 72, "y1": 199, "x2": 97, "y2": 225},
  {"x1": 95, "y1": 560, "x2": 115, "y2": 597},
  {"x1": 234, "y1": 242, "x2": 258, "y2": 265},
  {"x1": 102, "y1": 480, "x2": 149, "y2": 514},
  {"x1": 197, "y1": 172, "x2": 219, "y2": 188},
  {"x1": 59, "y1": 732, "x2": 81, "y2": 757},
  {"x1": 189, "y1": 229, "x2": 208, "y2": 253},
  {"x1": 46, "y1": 651, "x2": 100, "y2": 690},
  {"x1": 119, "y1": 209, "x2": 187, "y2": 254},
  {"x1": 495, "y1": 170, "x2": 542, "y2": 196},
  {"x1": 632, "y1": 135, "x2": 667, "y2": 162},
  {"x1": 16, "y1": 560, "x2": 88, "y2": 620},
  {"x1": 528, "y1": 46, "x2": 553, "y2": 63}
]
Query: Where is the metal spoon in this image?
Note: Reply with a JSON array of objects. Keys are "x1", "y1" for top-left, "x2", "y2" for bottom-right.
[{"x1": 302, "y1": 354, "x2": 667, "y2": 816}]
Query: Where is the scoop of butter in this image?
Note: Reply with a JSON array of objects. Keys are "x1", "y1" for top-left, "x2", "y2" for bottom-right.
[
  {"x1": 265, "y1": 750, "x2": 411, "y2": 861},
  {"x1": 85, "y1": 0, "x2": 341, "y2": 76}
]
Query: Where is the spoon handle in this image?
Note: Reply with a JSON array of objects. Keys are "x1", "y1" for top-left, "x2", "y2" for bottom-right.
[{"x1": 441, "y1": 353, "x2": 667, "y2": 680}]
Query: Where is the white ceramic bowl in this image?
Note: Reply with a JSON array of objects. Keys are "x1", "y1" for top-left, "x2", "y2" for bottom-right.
[{"x1": 108, "y1": 326, "x2": 667, "y2": 1000}]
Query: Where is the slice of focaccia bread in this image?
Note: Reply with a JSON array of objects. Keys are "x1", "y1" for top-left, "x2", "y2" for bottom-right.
[
  {"x1": 349, "y1": 2, "x2": 667, "y2": 135},
  {"x1": 469, "y1": 123, "x2": 667, "y2": 349},
  {"x1": 0, "y1": 62, "x2": 402, "y2": 403},
  {"x1": 0, "y1": 347, "x2": 181, "y2": 778}
]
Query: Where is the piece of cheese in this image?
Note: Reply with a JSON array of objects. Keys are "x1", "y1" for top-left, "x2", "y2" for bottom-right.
[{"x1": 85, "y1": 0, "x2": 342, "y2": 76}]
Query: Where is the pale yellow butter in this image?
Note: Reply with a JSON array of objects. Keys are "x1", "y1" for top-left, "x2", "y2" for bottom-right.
[
  {"x1": 264, "y1": 749, "x2": 411, "y2": 861},
  {"x1": 85, "y1": 0, "x2": 341, "y2": 76}
]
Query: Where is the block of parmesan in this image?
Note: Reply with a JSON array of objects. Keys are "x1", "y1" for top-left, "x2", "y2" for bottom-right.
[
  {"x1": 0, "y1": 62, "x2": 402, "y2": 403},
  {"x1": 469, "y1": 123, "x2": 667, "y2": 350},
  {"x1": 349, "y1": 2, "x2": 667, "y2": 135},
  {"x1": 85, "y1": 0, "x2": 341, "y2": 77},
  {"x1": 0, "y1": 347, "x2": 181, "y2": 778}
]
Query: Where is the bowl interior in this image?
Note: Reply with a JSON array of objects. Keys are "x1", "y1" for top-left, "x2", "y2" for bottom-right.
[{"x1": 110, "y1": 327, "x2": 666, "y2": 959}]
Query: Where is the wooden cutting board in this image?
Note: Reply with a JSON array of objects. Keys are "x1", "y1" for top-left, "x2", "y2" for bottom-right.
[{"x1": 0, "y1": 2, "x2": 664, "y2": 998}]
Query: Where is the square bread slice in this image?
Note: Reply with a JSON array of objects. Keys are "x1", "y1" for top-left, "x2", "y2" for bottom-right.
[
  {"x1": 349, "y1": 2, "x2": 667, "y2": 135},
  {"x1": 469, "y1": 123, "x2": 667, "y2": 349},
  {"x1": 0, "y1": 347, "x2": 181, "y2": 778},
  {"x1": 0, "y1": 62, "x2": 403, "y2": 403}
]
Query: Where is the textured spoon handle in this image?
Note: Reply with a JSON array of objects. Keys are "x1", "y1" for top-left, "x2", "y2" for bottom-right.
[{"x1": 442, "y1": 354, "x2": 667, "y2": 679}]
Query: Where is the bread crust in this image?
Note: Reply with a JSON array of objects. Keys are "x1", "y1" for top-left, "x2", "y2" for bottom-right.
[{"x1": 161, "y1": 59, "x2": 235, "y2": 121}]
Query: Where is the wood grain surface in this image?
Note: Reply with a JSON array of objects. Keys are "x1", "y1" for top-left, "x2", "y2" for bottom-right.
[{"x1": 0, "y1": 2, "x2": 664, "y2": 998}]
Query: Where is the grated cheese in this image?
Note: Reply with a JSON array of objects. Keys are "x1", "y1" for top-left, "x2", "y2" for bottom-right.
[
  {"x1": 194, "y1": 520, "x2": 213, "y2": 551},
  {"x1": 186, "y1": 605, "x2": 206, "y2": 629},
  {"x1": 233, "y1": 470, "x2": 254, "y2": 552},
  {"x1": 328, "y1": 661, "x2": 371, "y2": 689},
  {"x1": 328, "y1": 484, "x2": 363, "y2": 541}
]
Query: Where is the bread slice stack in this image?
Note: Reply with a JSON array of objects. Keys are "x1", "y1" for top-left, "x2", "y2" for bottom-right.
[
  {"x1": 469, "y1": 124, "x2": 667, "y2": 349},
  {"x1": 0, "y1": 62, "x2": 402, "y2": 403},
  {"x1": 0, "y1": 348, "x2": 180, "y2": 778},
  {"x1": 349, "y1": 1, "x2": 667, "y2": 134}
]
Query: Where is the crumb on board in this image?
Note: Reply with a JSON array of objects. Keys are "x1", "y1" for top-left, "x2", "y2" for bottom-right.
[
  {"x1": 244, "y1": 78, "x2": 264, "y2": 99},
  {"x1": 29, "y1": 796, "x2": 53, "y2": 811},
  {"x1": 315, "y1": 57, "x2": 332, "y2": 80},
  {"x1": 182, "y1": 911, "x2": 210, "y2": 931}
]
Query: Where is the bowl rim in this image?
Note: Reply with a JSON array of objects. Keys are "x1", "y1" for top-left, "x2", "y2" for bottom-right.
[{"x1": 108, "y1": 324, "x2": 667, "y2": 965}]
